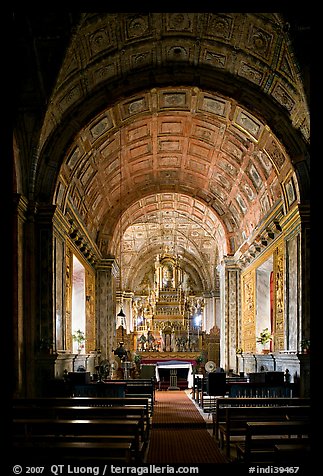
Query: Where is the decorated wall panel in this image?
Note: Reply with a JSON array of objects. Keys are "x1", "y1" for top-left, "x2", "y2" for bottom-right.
[
  {"x1": 65, "y1": 248, "x2": 73, "y2": 352},
  {"x1": 273, "y1": 240, "x2": 285, "y2": 350},
  {"x1": 85, "y1": 270, "x2": 96, "y2": 352},
  {"x1": 241, "y1": 268, "x2": 256, "y2": 353}
]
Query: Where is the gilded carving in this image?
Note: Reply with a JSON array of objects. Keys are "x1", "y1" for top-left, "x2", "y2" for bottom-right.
[
  {"x1": 65, "y1": 248, "x2": 73, "y2": 352},
  {"x1": 274, "y1": 242, "x2": 284, "y2": 350},
  {"x1": 241, "y1": 270, "x2": 256, "y2": 353},
  {"x1": 85, "y1": 270, "x2": 96, "y2": 352}
]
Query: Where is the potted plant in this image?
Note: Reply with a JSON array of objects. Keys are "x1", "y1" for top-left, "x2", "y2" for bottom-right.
[
  {"x1": 72, "y1": 329, "x2": 86, "y2": 353},
  {"x1": 133, "y1": 353, "x2": 142, "y2": 365},
  {"x1": 257, "y1": 327, "x2": 272, "y2": 353}
]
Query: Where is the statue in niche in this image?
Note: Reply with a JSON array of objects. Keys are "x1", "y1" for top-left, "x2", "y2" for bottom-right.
[
  {"x1": 132, "y1": 300, "x2": 139, "y2": 321},
  {"x1": 147, "y1": 330, "x2": 155, "y2": 351},
  {"x1": 162, "y1": 263, "x2": 174, "y2": 288},
  {"x1": 165, "y1": 333, "x2": 172, "y2": 351},
  {"x1": 138, "y1": 334, "x2": 147, "y2": 351},
  {"x1": 163, "y1": 325, "x2": 173, "y2": 352}
]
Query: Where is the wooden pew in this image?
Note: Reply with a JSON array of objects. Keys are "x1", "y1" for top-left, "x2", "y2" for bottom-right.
[
  {"x1": 72, "y1": 381, "x2": 126, "y2": 397},
  {"x1": 236, "y1": 420, "x2": 310, "y2": 464},
  {"x1": 200, "y1": 380, "x2": 299, "y2": 412},
  {"x1": 13, "y1": 440, "x2": 133, "y2": 463},
  {"x1": 213, "y1": 397, "x2": 310, "y2": 440},
  {"x1": 12, "y1": 405, "x2": 149, "y2": 443},
  {"x1": 217, "y1": 404, "x2": 310, "y2": 457},
  {"x1": 12, "y1": 397, "x2": 152, "y2": 461},
  {"x1": 13, "y1": 418, "x2": 144, "y2": 462},
  {"x1": 13, "y1": 395, "x2": 151, "y2": 422},
  {"x1": 273, "y1": 442, "x2": 311, "y2": 463},
  {"x1": 121, "y1": 378, "x2": 155, "y2": 413}
]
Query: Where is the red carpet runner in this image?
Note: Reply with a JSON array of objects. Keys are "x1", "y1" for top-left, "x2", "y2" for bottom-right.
[{"x1": 145, "y1": 390, "x2": 228, "y2": 464}]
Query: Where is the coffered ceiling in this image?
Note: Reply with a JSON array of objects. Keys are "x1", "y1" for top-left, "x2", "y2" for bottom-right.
[{"x1": 13, "y1": 12, "x2": 310, "y2": 294}]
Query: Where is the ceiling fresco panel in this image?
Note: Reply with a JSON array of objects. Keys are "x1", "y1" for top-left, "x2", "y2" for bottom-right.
[
  {"x1": 126, "y1": 123, "x2": 151, "y2": 143},
  {"x1": 197, "y1": 93, "x2": 230, "y2": 118},
  {"x1": 158, "y1": 90, "x2": 191, "y2": 110},
  {"x1": 119, "y1": 95, "x2": 150, "y2": 121}
]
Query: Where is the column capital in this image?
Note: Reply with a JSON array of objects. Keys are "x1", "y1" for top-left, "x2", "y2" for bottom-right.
[
  {"x1": 96, "y1": 258, "x2": 119, "y2": 277},
  {"x1": 35, "y1": 204, "x2": 57, "y2": 226},
  {"x1": 217, "y1": 255, "x2": 241, "y2": 271}
]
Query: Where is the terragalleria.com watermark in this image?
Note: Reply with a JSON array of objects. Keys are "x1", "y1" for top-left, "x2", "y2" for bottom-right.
[{"x1": 11, "y1": 464, "x2": 199, "y2": 475}]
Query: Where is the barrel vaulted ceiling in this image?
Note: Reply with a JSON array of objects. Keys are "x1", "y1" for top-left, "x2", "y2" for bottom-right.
[{"x1": 14, "y1": 12, "x2": 310, "y2": 293}]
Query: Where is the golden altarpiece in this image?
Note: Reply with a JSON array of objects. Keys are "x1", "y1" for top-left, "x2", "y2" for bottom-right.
[{"x1": 114, "y1": 250, "x2": 214, "y2": 368}]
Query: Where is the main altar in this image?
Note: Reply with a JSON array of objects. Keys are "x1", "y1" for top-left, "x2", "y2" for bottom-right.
[
  {"x1": 112, "y1": 249, "x2": 220, "y2": 383},
  {"x1": 131, "y1": 250, "x2": 204, "y2": 353}
]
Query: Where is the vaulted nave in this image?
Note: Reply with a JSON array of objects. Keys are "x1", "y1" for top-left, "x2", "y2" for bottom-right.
[{"x1": 9, "y1": 11, "x2": 311, "y2": 472}]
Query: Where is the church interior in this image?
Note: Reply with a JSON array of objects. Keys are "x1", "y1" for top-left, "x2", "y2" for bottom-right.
[{"x1": 10, "y1": 12, "x2": 311, "y2": 467}]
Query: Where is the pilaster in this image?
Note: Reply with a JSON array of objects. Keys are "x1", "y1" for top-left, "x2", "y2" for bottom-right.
[
  {"x1": 12, "y1": 194, "x2": 29, "y2": 397},
  {"x1": 96, "y1": 258, "x2": 118, "y2": 360},
  {"x1": 33, "y1": 204, "x2": 57, "y2": 396},
  {"x1": 218, "y1": 257, "x2": 241, "y2": 372}
]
